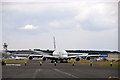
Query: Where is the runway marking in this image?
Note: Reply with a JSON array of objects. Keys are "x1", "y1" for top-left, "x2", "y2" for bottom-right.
[
  {"x1": 32, "y1": 69, "x2": 41, "y2": 79},
  {"x1": 6, "y1": 64, "x2": 21, "y2": 66},
  {"x1": 54, "y1": 69, "x2": 78, "y2": 78}
]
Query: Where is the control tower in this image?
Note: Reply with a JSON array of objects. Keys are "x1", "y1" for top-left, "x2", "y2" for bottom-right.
[{"x1": 3, "y1": 43, "x2": 8, "y2": 58}]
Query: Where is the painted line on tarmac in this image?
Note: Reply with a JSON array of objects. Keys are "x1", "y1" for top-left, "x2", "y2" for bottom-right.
[
  {"x1": 32, "y1": 69, "x2": 42, "y2": 78},
  {"x1": 54, "y1": 69, "x2": 78, "y2": 78},
  {"x1": 6, "y1": 64, "x2": 21, "y2": 66}
]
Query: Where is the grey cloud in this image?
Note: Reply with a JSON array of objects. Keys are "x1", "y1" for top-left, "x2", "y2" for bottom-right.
[{"x1": 2, "y1": 1, "x2": 118, "y2": 50}]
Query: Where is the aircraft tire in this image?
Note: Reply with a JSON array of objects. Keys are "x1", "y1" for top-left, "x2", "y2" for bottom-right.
[{"x1": 51, "y1": 60, "x2": 54, "y2": 63}]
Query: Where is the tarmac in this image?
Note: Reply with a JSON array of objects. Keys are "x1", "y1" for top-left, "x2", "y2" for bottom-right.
[{"x1": 2, "y1": 60, "x2": 119, "y2": 79}]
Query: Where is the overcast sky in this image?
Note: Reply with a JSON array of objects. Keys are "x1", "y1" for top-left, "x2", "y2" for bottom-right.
[{"x1": 1, "y1": 0, "x2": 119, "y2": 50}]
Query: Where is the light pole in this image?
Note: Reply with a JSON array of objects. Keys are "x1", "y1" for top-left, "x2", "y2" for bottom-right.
[{"x1": 3, "y1": 43, "x2": 8, "y2": 59}]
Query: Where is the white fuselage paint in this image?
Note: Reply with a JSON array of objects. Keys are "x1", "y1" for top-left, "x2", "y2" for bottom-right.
[{"x1": 53, "y1": 50, "x2": 68, "y2": 59}]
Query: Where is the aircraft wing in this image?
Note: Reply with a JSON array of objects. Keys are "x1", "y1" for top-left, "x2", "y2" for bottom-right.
[
  {"x1": 68, "y1": 54, "x2": 88, "y2": 59},
  {"x1": 68, "y1": 53, "x2": 88, "y2": 58},
  {"x1": 33, "y1": 51, "x2": 52, "y2": 57},
  {"x1": 68, "y1": 54, "x2": 107, "y2": 59},
  {"x1": 29, "y1": 54, "x2": 43, "y2": 57},
  {"x1": 8, "y1": 56, "x2": 27, "y2": 60},
  {"x1": 87, "y1": 54, "x2": 108, "y2": 57},
  {"x1": 33, "y1": 51, "x2": 59, "y2": 59}
]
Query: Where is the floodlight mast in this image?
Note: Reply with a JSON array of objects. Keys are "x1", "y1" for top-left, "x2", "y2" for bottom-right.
[{"x1": 3, "y1": 43, "x2": 8, "y2": 58}]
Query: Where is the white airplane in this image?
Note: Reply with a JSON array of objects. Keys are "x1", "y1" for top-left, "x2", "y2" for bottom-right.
[{"x1": 33, "y1": 37, "x2": 104, "y2": 63}]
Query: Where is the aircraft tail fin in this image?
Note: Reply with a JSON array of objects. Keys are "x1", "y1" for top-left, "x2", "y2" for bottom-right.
[{"x1": 53, "y1": 36, "x2": 56, "y2": 50}]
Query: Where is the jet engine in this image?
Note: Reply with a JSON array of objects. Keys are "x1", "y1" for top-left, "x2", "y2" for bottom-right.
[
  {"x1": 29, "y1": 56, "x2": 33, "y2": 60},
  {"x1": 75, "y1": 57, "x2": 81, "y2": 61},
  {"x1": 42, "y1": 57, "x2": 46, "y2": 61}
]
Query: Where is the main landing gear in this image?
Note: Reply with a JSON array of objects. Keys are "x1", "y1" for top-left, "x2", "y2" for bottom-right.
[{"x1": 51, "y1": 60, "x2": 68, "y2": 63}]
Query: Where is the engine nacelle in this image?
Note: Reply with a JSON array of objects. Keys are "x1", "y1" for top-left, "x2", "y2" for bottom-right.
[
  {"x1": 42, "y1": 57, "x2": 46, "y2": 61},
  {"x1": 29, "y1": 56, "x2": 33, "y2": 60},
  {"x1": 75, "y1": 57, "x2": 81, "y2": 61}
]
